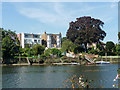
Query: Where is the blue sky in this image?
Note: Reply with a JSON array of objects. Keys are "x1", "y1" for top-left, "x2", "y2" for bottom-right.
[{"x1": 2, "y1": 2, "x2": 118, "y2": 43}]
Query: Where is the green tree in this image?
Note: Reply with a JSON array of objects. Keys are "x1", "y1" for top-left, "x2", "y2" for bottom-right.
[
  {"x1": 96, "y1": 43, "x2": 103, "y2": 51},
  {"x1": 106, "y1": 41, "x2": 115, "y2": 52},
  {"x1": 51, "y1": 48, "x2": 61, "y2": 56},
  {"x1": 66, "y1": 16, "x2": 106, "y2": 52},
  {"x1": 19, "y1": 48, "x2": 33, "y2": 57},
  {"x1": 116, "y1": 44, "x2": 120, "y2": 55},
  {"x1": 32, "y1": 44, "x2": 45, "y2": 56},
  {"x1": 61, "y1": 37, "x2": 67, "y2": 44},
  {"x1": 61, "y1": 40, "x2": 75, "y2": 52},
  {"x1": 44, "y1": 48, "x2": 51, "y2": 56},
  {"x1": 1, "y1": 28, "x2": 20, "y2": 63}
]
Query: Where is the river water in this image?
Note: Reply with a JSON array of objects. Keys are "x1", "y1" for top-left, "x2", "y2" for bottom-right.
[{"x1": 2, "y1": 64, "x2": 119, "y2": 88}]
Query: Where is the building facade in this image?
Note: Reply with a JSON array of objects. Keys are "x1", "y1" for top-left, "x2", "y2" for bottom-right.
[
  {"x1": 41, "y1": 32, "x2": 61, "y2": 49},
  {"x1": 17, "y1": 33, "x2": 41, "y2": 48}
]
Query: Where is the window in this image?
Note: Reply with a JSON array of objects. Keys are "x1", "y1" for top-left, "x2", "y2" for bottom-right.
[
  {"x1": 24, "y1": 34, "x2": 28, "y2": 38},
  {"x1": 33, "y1": 35, "x2": 40, "y2": 38},
  {"x1": 34, "y1": 40, "x2": 37, "y2": 43},
  {"x1": 38, "y1": 40, "x2": 40, "y2": 43}
]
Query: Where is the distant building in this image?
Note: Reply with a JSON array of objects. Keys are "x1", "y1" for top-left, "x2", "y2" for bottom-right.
[
  {"x1": 17, "y1": 33, "x2": 41, "y2": 48},
  {"x1": 41, "y1": 32, "x2": 61, "y2": 49},
  {"x1": 87, "y1": 41, "x2": 106, "y2": 49}
]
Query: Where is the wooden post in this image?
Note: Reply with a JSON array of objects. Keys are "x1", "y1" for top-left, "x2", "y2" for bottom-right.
[
  {"x1": 105, "y1": 53, "x2": 107, "y2": 62},
  {"x1": 110, "y1": 56, "x2": 112, "y2": 63},
  {"x1": 27, "y1": 57, "x2": 30, "y2": 65},
  {"x1": 19, "y1": 54, "x2": 21, "y2": 64}
]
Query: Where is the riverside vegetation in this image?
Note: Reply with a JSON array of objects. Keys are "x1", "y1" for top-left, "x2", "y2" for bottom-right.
[{"x1": 1, "y1": 16, "x2": 120, "y2": 65}]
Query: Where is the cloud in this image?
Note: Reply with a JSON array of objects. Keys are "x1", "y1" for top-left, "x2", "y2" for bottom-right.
[
  {"x1": 110, "y1": 3, "x2": 117, "y2": 8},
  {"x1": 19, "y1": 7, "x2": 58, "y2": 23},
  {"x1": 17, "y1": 3, "x2": 74, "y2": 26},
  {"x1": 15, "y1": 2, "x2": 117, "y2": 29}
]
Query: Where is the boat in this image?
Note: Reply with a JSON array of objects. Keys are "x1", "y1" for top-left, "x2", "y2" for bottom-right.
[
  {"x1": 71, "y1": 62, "x2": 80, "y2": 65},
  {"x1": 95, "y1": 61, "x2": 110, "y2": 64},
  {"x1": 86, "y1": 62, "x2": 94, "y2": 65}
]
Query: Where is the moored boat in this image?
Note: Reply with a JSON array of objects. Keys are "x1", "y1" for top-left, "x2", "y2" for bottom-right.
[
  {"x1": 71, "y1": 62, "x2": 80, "y2": 65},
  {"x1": 86, "y1": 62, "x2": 94, "y2": 65},
  {"x1": 96, "y1": 61, "x2": 110, "y2": 64}
]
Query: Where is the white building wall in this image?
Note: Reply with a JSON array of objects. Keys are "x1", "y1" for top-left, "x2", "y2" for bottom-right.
[
  {"x1": 57, "y1": 35, "x2": 61, "y2": 48},
  {"x1": 21, "y1": 33, "x2": 24, "y2": 48},
  {"x1": 21, "y1": 33, "x2": 41, "y2": 48},
  {"x1": 47, "y1": 35, "x2": 51, "y2": 48}
]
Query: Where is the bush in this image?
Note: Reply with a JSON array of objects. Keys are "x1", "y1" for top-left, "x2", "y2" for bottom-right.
[
  {"x1": 106, "y1": 51, "x2": 116, "y2": 56},
  {"x1": 40, "y1": 54, "x2": 46, "y2": 60},
  {"x1": 44, "y1": 48, "x2": 51, "y2": 56},
  {"x1": 99, "y1": 51, "x2": 105, "y2": 56},
  {"x1": 61, "y1": 56, "x2": 67, "y2": 59},
  {"x1": 88, "y1": 50, "x2": 99, "y2": 55}
]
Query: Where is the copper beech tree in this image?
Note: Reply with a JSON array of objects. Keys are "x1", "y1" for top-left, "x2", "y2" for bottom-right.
[{"x1": 66, "y1": 16, "x2": 106, "y2": 52}]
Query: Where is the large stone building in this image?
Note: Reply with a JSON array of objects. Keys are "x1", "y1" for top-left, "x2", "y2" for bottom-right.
[
  {"x1": 17, "y1": 33, "x2": 41, "y2": 48},
  {"x1": 41, "y1": 32, "x2": 61, "y2": 49}
]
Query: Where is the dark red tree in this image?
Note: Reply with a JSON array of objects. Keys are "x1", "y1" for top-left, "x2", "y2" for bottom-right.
[
  {"x1": 118, "y1": 32, "x2": 120, "y2": 40},
  {"x1": 66, "y1": 16, "x2": 106, "y2": 52}
]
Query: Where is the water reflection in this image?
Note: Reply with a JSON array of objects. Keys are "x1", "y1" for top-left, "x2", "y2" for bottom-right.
[{"x1": 2, "y1": 64, "x2": 118, "y2": 88}]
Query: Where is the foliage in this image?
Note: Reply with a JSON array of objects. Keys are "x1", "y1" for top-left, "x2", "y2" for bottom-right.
[
  {"x1": 51, "y1": 48, "x2": 61, "y2": 56},
  {"x1": 25, "y1": 44, "x2": 33, "y2": 48},
  {"x1": 40, "y1": 54, "x2": 46, "y2": 60},
  {"x1": 32, "y1": 44, "x2": 45, "y2": 56},
  {"x1": 66, "y1": 16, "x2": 106, "y2": 52},
  {"x1": 19, "y1": 48, "x2": 33, "y2": 57},
  {"x1": 1, "y1": 28, "x2": 20, "y2": 63},
  {"x1": 96, "y1": 43, "x2": 103, "y2": 51},
  {"x1": 63, "y1": 75, "x2": 93, "y2": 88},
  {"x1": 116, "y1": 44, "x2": 120, "y2": 55},
  {"x1": 73, "y1": 45, "x2": 85, "y2": 54},
  {"x1": 106, "y1": 51, "x2": 116, "y2": 56},
  {"x1": 106, "y1": 41, "x2": 115, "y2": 52},
  {"x1": 88, "y1": 49, "x2": 99, "y2": 55},
  {"x1": 61, "y1": 37, "x2": 67, "y2": 44},
  {"x1": 44, "y1": 48, "x2": 51, "y2": 56},
  {"x1": 98, "y1": 50, "x2": 105, "y2": 56},
  {"x1": 61, "y1": 40, "x2": 76, "y2": 52},
  {"x1": 44, "y1": 48, "x2": 61, "y2": 57},
  {"x1": 118, "y1": 32, "x2": 120, "y2": 40}
]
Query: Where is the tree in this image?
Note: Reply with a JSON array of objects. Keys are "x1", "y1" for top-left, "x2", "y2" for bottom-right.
[
  {"x1": 73, "y1": 45, "x2": 85, "y2": 54},
  {"x1": 118, "y1": 32, "x2": 120, "y2": 40},
  {"x1": 116, "y1": 44, "x2": 120, "y2": 55},
  {"x1": 1, "y1": 28, "x2": 20, "y2": 63},
  {"x1": 66, "y1": 16, "x2": 106, "y2": 52},
  {"x1": 61, "y1": 40, "x2": 76, "y2": 53},
  {"x1": 106, "y1": 41, "x2": 115, "y2": 52},
  {"x1": 51, "y1": 48, "x2": 61, "y2": 56},
  {"x1": 19, "y1": 48, "x2": 33, "y2": 57},
  {"x1": 32, "y1": 44, "x2": 45, "y2": 56},
  {"x1": 44, "y1": 48, "x2": 51, "y2": 56},
  {"x1": 61, "y1": 37, "x2": 67, "y2": 44},
  {"x1": 96, "y1": 43, "x2": 103, "y2": 51}
]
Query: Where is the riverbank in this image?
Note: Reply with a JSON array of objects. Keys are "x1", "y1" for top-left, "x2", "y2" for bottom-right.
[
  {"x1": 2, "y1": 62, "x2": 119, "y2": 66},
  {"x1": 2, "y1": 63, "x2": 81, "y2": 66},
  {"x1": 2, "y1": 56, "x2": 120, "y2": 66}
]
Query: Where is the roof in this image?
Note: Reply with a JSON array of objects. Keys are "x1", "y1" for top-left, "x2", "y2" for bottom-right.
[{"x1": 100, "y1": 41, "x2": 106, "y2": 45}]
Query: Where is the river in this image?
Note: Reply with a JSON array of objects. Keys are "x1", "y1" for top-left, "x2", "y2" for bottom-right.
[{"x1": 2, "y1": 64, "x2": 119, "y2": 88}]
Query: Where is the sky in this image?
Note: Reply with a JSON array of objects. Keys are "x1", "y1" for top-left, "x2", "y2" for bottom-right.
[{"x1": 1, "y1": 1, "x2": 118, "y2": 44}]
